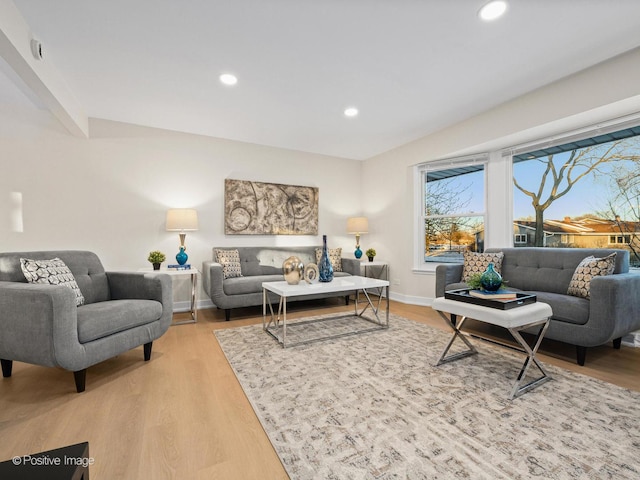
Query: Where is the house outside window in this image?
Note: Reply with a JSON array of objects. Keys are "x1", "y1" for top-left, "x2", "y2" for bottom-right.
[
  {"x1": 416, "y1": 155, "x2": 487, "y2": 264},
  {"x1": 511, "y1": 123, "x2": 640, "y2": 267},
  {"x1": 514, "y1": 234, "x2": 527, "y2": 244}
]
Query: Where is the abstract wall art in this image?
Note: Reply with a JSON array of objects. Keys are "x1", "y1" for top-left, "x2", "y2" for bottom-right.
[{"x1": 224, "y1": 179, "x2": 319, "y2": 235}]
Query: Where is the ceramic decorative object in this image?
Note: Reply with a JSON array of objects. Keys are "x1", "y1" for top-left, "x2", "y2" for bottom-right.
[
  {"x1": 318, "y1": 235, "x2": 334, "y2": 282},
  {"x1": 480, "y1": 262, "x2": 502, "y2": 291},
  {"x1": 176, "y1": 246, "x2": 188, "y2": 266},
  {"x1": 283, "y1": 256, "x2": 304, "y2": 285},
  {"x1": 304, "y1": 263, "x2": 319, "y2": 283}
]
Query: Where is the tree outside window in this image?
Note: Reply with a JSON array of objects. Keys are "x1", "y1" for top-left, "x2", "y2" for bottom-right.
[
  {"x1": 423, "y1": 164, "x2": 485, "y2": 263},
  {"x1": 513, "y1": 131, "x2": 640, "y2": 266}
]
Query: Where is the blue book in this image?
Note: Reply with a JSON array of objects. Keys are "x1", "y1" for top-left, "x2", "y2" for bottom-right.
[{"x1": 167, "y1": 264, "x2": 191, "y2": 270}]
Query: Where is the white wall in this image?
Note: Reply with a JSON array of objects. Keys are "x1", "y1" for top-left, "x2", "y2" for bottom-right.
[
  {"x1": 362, "y1": 47, "x2": 640, "y2": 306},
  {"x1": 4, "y1": 47, "x2": 640, "y2": 309},
  {"x1": 0, "y1": 77, "x2": 363, "y2": 308}
]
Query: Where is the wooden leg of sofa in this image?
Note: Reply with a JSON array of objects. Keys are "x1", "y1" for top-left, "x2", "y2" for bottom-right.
[
  {"x1": 345, "y1": 295, "x2": 350, "y2": 305},
  {"x1": 613, "y1": 337, "x2": 622, "y2": 349},
  {"x1": 74, "y1": 369, "x2": 87, "y2": 393},
  {"x1": 144, "y1": 342, "x2": 153, "y2": 361},
  {"x1": 1, "y1": 359, "x2": 13, "y2": 378},
  {"x1": 225, "y1": 309, "x2": 231, "y2": 321},
  {"x1": 576, "y1": 346, "x2": 587, "y2": 366}
]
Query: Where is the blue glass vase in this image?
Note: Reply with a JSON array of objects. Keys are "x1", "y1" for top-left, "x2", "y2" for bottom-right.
[
  {"x1": 480, "y1": 262, "x2": 502, "y2": 291},
  {"x1": 318, "y1": 235, "x2": 334, "y2": 282},
  {"x1": 354, "y1": 246, "x2": 363, "y2": 259},
  {"x1": 176, "y1": 246, "x2": 188, "y2": 266}
]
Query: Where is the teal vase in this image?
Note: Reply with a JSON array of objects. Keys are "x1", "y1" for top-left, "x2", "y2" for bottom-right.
[
  {"x1": 176, "y1": 246, "x2": 188, "y2": 266},
  {"x1": 318, "y1": 235, "x2": 334, "y2": 282},
  {"x1": 480, "y1": 262, "x2": 502, "y2": 291}
]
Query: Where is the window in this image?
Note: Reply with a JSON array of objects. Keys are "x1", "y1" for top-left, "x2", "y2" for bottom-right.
[
  {"x1": 511, "y1": 123, "x2": 640, "y2": 266},
  {"x1": 609, "y1": 235, "x2": 631, "y2": 245},
  {"x1": 416, "y1": 156, "x2": 487, "y2": 264},
  {"x1": 514, "y1": 234, "x2": 527, "y2": 244}
]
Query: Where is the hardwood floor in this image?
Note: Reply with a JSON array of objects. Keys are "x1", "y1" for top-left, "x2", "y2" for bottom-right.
[{"x1": 1, "y1": 300, "x2": 639, "y2": 479}]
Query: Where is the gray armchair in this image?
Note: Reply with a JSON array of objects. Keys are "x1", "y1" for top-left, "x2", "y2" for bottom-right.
[{"x1": 0, "y1": 251, "x2": 173, "y2": 392}]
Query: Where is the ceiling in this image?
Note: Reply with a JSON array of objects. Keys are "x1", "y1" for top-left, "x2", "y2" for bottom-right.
[{"x1": 8, "y1": 0, "x2": 640, "y2": 160}]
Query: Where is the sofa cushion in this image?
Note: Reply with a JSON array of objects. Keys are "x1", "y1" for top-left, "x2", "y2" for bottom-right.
[
  {"x1": 224, "y1": 275, "x2": 284, "y2": 295},
  {"x1": 77, "y1": 299, "x2": 162, "y2": 343},
  {"x1": 461, "y1": 251, "x2": 503, "y2": 282},
  {"x1": 20, "y1": 257, "x2": 85, "y2": 306},
  {"x1": 215, "y1": 249, "x2": 243, "y2": 279},
  {"x1": 534, "y1": 291, "x2": 590, "y2": 325},
  {"x1": 567, "y1": 253, "x2": 616, "y2": 299},
  {"x1": 315, "y1": 247, "x2": 343, "y2": 272}
]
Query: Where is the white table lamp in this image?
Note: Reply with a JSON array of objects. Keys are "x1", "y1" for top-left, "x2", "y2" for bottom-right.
[
  {"x1": 347, "y1": 217, "x2": 369, "y2": 259},
  {"x1": 166, "y1": 208, "x2": 199, "y2": 265}
]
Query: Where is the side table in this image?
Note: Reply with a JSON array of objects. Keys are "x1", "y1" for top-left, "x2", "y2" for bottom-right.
[
  {"x1": 140, "y1": 268, "x2": 198, "y2": 325},
  {"x1": 361, "y1": 260, "x2": 388, "y2": 281},
  {"x1": 361, "y1": 260, "x2": 388, "y2": 298}
]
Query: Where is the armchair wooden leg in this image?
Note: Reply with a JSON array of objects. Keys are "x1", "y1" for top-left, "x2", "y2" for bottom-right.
[
  {"x1": 225, "y1": 309, "x2": 231, "y2": 321},
  {"x1": 576, "y1": 346, "x2": 587, "y2": 366},
  {"x1": 345, "y1": 295, "x2": 350, "y2": 305},
  {"x1": 1, "y1": 359, "x2": 13, "y2": 377},
  {"x1": 613, "y1": 337, "x2": 622, "y2": 349},
  {"x1": 144, "y1": 342, "x2": 153, "y2": 361},
  {"x1": 74, "y1": 369, "x2": 87, "y2": 393}
]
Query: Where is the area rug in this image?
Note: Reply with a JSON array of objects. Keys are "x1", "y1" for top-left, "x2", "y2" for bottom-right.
[{"x1": 214, "y1": 314, "x2": 640, "y2": 479}]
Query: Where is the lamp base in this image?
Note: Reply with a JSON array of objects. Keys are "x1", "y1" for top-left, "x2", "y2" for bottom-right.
[
  {"x1": 176, "y1": 246, "x2": 188, "y2": 266},
  {"x1": 354, "y1": 246, "x2": 363, "y2": 259}
]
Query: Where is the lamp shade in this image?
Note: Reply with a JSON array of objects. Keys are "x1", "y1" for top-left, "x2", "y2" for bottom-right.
[
  {"x1": 166, "y1": 209, "x2": 199, "y2": 231},
  {"x1": 347, "y1": 217, "x2": 369, "y2": 234}
]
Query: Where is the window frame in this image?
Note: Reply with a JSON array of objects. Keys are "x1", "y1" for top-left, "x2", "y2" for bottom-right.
[{"x1": 413, "y1": 154, "x2": 488, "y2": 271}]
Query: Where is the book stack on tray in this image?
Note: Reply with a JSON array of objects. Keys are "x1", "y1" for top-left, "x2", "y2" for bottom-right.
[
  {"x1": 444, "y1": 288, "x2": 536, "y2": 310},
  {"x1": 468, "y1": 289, "x2": 517, "y2": 300}
]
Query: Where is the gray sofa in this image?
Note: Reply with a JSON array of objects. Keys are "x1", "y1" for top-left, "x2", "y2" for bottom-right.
[
  {"x1": 0, "y1": 250, "x2": 173, "y2": 392},
  {"x1": 203, "y1": 246, "x2": 361, "y2": 320},
  {"x1": 435, "y1": 247, "x2": 640, "y2": 365}
]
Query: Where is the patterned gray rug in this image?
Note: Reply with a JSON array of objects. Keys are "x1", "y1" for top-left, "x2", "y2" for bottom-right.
[{"x1": 214, "y1": 314, "x2": 640, "y2": 479}]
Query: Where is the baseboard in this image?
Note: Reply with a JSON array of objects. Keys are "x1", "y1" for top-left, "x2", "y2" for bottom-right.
[{"x1": 388, "y1": 291, "x2": 433, "y2": 307}]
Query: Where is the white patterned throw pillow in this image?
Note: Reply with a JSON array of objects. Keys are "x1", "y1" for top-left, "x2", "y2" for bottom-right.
[
  {"x1": 461, "y1": 251, "x2": 504, "y2": 282},
  {"x1": 20, "y1": 257, "x2": 85, "y2": 306},
  {"x1": 215, "y1": 249, "x2": 243, "y2": 279},
  {"x1": 315, "y1": 247, "x2": 342, "y2": 272},
  {"x1": 567, "y1": 253, "x2": 616, "y2": 299}
]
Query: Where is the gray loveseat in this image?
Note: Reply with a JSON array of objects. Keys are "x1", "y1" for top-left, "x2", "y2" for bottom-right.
[
  {"x1": 435, "y1": 247, "x2": 640, "y2": 365},
  {"x1": 0, "y1": 250, "x2": 173, "y2": 392},
  {"x1": 203, "y1": 246, "x2": 361, "y2": 320}
]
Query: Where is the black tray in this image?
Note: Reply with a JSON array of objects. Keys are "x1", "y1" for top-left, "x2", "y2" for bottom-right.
[{"x1": 444, "y1": 288, "x2": 537, "y2": 310}]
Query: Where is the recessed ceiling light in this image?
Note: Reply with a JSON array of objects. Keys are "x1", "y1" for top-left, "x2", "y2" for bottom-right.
[
  {"x1": 478, "y1": 1, "x2": 507, "y2": 21},
  {"x1": 219, "y1": 73, "x2": 238, "y2": 86},
  {"x1": 344, "y1": 107, "x2": 359, "y2": 118}
]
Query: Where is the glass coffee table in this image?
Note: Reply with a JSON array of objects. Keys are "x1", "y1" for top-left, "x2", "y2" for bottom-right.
[{"x1": 262, "y1": 276, "x2": 389, "y2": 348}]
